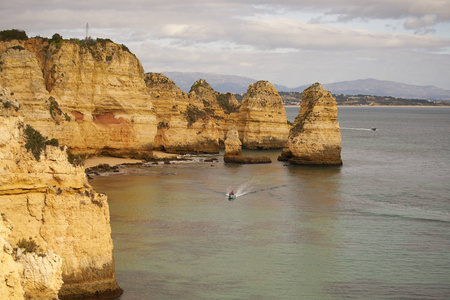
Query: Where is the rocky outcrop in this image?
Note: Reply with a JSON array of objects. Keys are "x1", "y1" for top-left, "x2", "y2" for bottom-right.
[
  {"x1": 0, "y1": 100, "x2": 122, "y2": 299},
  {"x1": 145, "y1": 74, "x2": 221, "y2": 153},
  {"x1": 238, "y1": 81, "x2": 289, "y2": 149},
  {"x1": 146, "y1": 75, "x2": 289, "y2": 154},
  {"x1": 224, "y1": 125, "x2": 242, "y2": 157},
  {"x1": 187, "y1": 79, "x2": 240, "y2": 149},
  {"x1": 1, "y1": 35, "x2": 290, "y2": 156},
  {"x1": 0, "y1": 38, "x2": 157, "y2": 158},
  {"x1": 0, "y1": 217, "x2": 24, "y2": 299},
  {"x1": 1, "y1": 213, "x2": 64, "y2": 300},
  {"x1": 14, "y1": 241, "x2": 63, "y2": 299},
  {"x1": 278, "y1": 83, "x2": 342, "y2": 165},
  {"x1": 224, "y1": 125, "x2": 271, "y2": 164}
]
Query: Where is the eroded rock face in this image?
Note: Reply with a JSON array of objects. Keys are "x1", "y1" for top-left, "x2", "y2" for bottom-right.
[
  {"x1": 14, "y1": 247, "x2": 63, "y2": 300},
  {"x1": 147, "y1": 77, "x2": 289, "y2": 153},
  {"x1": 0, "y1": 217, "x2": 24, "y2": 300},
  {"x1": 145, "y1": 74, "x2": 221, "y2": 153},
  {"x1": 0, "y1": 38, "x2": 157, "y2": 158},
  {"x1": 0, "y1": 103, "x2": 122, "y2": 299},
  {"x1": 224, "y1": 125, "x2": 242, "y2": 157},
  {"x1": 1, "y1": 216, "x2": 64, "y2": 300},
  {"x1": 1, "y1": 38, "x2": 290, "y2": 155},
  {"x1": 279, "y1": 83, "x2": 342, "y2": 165},
  {"x1": 238, "y1": 81, "x2": 289, "y2": 149}
]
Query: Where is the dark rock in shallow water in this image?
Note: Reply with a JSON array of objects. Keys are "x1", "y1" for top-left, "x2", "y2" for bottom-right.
[
  {"x1": 224, "y1": 156, "x2": 271, "y2": 164},
  {"x1": 288, "y1": 157, "x2": 343, "y2": 166}
]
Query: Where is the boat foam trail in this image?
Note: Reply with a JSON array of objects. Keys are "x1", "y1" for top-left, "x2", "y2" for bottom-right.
[{"x1": 341, "y1": 127, "x2": 374, "y2": 131}]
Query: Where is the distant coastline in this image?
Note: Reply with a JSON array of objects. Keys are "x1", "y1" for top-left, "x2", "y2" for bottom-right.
[{"x1": 285, "y1": 105, "x2": 450, "y2": 108}]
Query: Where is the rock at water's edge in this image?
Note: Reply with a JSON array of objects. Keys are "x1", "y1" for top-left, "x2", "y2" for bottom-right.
[
  {"x1": 278, "y1": 82, "x2": 342, "y2": 166},
  {"x1": 224, "y1": 125, "x2": 242, "y2": 157},
  {"x1": 0, "y1": 100, "x2": 123, "y2": 299},
  {"x1": 224, "y1": 156, "x2": 271, "y2": 164}
]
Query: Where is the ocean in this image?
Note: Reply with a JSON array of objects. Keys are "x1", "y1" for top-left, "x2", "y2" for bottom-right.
[{"x1": 91, "y1": 106, "x2": 450, "y2": 299}]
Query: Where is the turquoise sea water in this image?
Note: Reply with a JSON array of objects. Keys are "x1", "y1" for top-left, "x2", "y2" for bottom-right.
[{"x1": 92, "y1": 107, "x2": 450, "y2": 299}]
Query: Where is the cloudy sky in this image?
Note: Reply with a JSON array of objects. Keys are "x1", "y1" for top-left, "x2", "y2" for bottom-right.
[{"x1": 1, "y1": 0, "x2": 450, "y2": 89}]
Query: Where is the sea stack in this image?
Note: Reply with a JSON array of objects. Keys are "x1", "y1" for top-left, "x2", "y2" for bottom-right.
[
  {"x1": 238, "y1": 81, "x2": 289, "y2": 149},
  {"x1": 224, "y1": 125, "x2": 271, "y2": 164},
  {"x1": 224, "y1": 125, "x2": 242, "y2": 157},
  {"x1": 278, "y1": 83, "x2": 342, "y2": 165}
]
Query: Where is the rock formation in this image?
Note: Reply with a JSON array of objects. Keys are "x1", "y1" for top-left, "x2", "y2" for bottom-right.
[
  {"x1": 278, "y1": 83, "x2": 342, "y2": 165},
  {"x1": 0, "y1": 37, "x2": 157, "y2": 158},
  {"x1": 224, "y1": 125, "x2": 271, "y2": 164},
  {"x1": 238, "y1": 81, "x2": 289, "y2": 149},
  {"x1": 145, "y1": 74, "x2": 221, "y2": 153},
  {"x1": 0, "y1": 95, "x2": 122, "y2": 299},
  {"x1": 186, "y1": 79, "x2": 240, "y2": 149},
  {"x1": 1, "y1": 34, "x2": 290, "y2": 156},
  {"x1": 224, "y1": 125, "x2": 242, "y2": 157},
  {"x1": 1, "y1": 217, "x2": 25, "y2": 299}
]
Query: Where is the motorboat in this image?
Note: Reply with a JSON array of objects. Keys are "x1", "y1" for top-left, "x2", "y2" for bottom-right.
[{"x1": 228, "y1": 193, "x2": 236, "y2": 200}]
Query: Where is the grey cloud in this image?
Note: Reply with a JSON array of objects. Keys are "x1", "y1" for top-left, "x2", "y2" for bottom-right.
[{"x1": 1, "y1": 0, "x2": 449, "y2": 89}]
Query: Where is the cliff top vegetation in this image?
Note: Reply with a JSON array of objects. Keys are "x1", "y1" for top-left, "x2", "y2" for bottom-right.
[
  {"x1": 0, "y1": 29, "x2": 28, "y2": 41},
  {"x1": 0, "y1": 29, "x2": 131, "y2": 54}
]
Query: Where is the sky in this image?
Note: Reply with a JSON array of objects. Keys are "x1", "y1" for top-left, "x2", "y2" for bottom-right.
[{"x1": 1, "y1": 0, "x2": 450, "y2": 89}]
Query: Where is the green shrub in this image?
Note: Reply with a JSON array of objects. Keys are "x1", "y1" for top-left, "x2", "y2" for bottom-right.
[
  {"x1": 64, "y1": 113, "x2": 71, "y2": 122},
  {"x1": 49, "y1": 97, "x2": 63, "y2": 119},
  {"x1": 24, "y1": 125, "x2": 61, "y2": 161},
  {"x1": 0, "y1": 29, "x2": 28, "y2": 41},
  {"x1": 3, "y1": 101, "x2": 11, "y2": 109},
  {"x1": 24, "y1": 125, "x2": 47, "y2": 161},
  {"x1": 121, "y1": 44, "x2": 131, "y2": 53},
  {"x1": 216, "y1": 93, "x2": 239, "y2": 114},
  {"x1": 17, "y1": 237, "x2": 42, "y2": 253},
  {"x1": 50, "y1": 33, "x2": 64, "y2": 48},
  {"x1": 51, "y1": 33, "x2": 63, "y2": 40},
  {"x1": 67, "y1": 149, "x2": 83, "y2": 166},
  {"x1": 185, "y1": 105, "x2": 208, "y2": 126},
  {"x1": 157, "y1": 121, "x2": 170, "y2": 129},
  {"x1": 11, "y1": 45, "x2": 25, "y2": 51},
  {"x1": 46, "y1": 138, "x2": 59, "y2": 147}
]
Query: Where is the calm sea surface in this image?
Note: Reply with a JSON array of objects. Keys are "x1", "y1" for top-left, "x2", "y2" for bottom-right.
[{"x1": 91, "y1": 107, "x2": 450, "y2": 299}]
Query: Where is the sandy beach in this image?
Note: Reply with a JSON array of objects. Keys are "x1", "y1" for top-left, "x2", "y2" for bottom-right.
[
  {"x1": 84, "y1": 151, "x2": 180, "y2": 168},
  {"x1": 84, "y1": 157, "x2": 144, "y2": 168}
]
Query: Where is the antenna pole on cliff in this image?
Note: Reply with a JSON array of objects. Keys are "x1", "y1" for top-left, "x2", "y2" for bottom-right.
[{"x1": 85, "y1": 23, "x2": 89, "y2": 42}]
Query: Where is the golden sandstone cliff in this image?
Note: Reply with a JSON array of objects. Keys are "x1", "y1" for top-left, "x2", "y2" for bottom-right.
[
  {"x1": 279, "y1": 83, "x2": 342, "y2": 165},
  {"x1": 0, "y1": 36, "x2": 290, "y2": 157},
  {"x1": 0, "y1": 37, "x2": 157, "y2": 158},
  {"x1": 0, "y1": 88, "x2": 122, "y2": 299}
]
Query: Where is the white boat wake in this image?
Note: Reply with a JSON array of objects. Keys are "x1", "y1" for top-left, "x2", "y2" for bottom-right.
[
  {"x1": 226, "y1": 179, "x2": 256, "y2": 198},
  {"x1": 342, "y1": 127, "x2": 375, "y2": 131}
]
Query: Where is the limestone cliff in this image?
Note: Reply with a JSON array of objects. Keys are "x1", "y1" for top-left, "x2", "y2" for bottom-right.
[
  {"x1": 145, "y1": 74, "x2": 221, "y2": 153},
  {"x1": 1, "y1": 35, "x2": 290, "y2": 155},
  {"x1": 278, "y1": 83, "x2": 342, "y2": 165},
  {"x1": 187, "y1": 79, "x2": 240, "y2": 149},
  {"x1": 0, "y1": 98, "x2": 122, "y2": 299},
  {"x1": 238, "y1": 81, "x2": 289, "y2": 149},
  {"x1": 146, "y1": 76, "x2": 289, "y2": 153},
  {"x1": 0, "y1": 217, "x2": 24, "y2": 299},
  {"x1": 0, "y1": 37, "x2": 157, "y2": 158}
]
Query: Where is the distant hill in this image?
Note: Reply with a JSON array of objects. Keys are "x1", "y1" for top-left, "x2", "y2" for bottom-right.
[
  {"x1": 306, "y1": 79, "x2": 450, "y2": 101},
  {"x1": 162, "y1": 72, "x2": 290, "y2": 94},
  {"x1": 163, "y1": 72, "x2": 450, "y2": 101}
]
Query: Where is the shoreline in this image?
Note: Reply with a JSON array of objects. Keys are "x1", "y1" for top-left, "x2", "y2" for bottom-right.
[
  {"x1": 285, "y1": 105, "x2": 450, "y2": 108},
  {"x1": 84, "y1": 156, "x2": 144, "y2": 168},
  {"x1": 84, "y1": 151, "x2": 181, "y2": 168}
]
